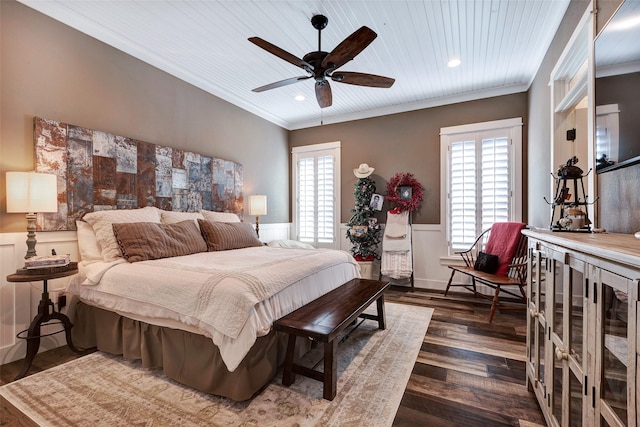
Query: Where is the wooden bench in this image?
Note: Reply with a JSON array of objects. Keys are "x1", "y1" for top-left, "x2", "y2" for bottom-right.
[
  {"x1": 274, "y1": 278, "x2": 390, "y2": 400},
  {"x1": 444, "y1": 225, "x2": 528, "y2": 323}
]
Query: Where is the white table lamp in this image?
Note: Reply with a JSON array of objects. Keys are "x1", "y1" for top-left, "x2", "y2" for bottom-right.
[
  {"x1": 248, "y1": 195, "x2": 267, "y2": 238},
  {"x1": 6, "y1": 171, "x2": 58, "y2": 259}
]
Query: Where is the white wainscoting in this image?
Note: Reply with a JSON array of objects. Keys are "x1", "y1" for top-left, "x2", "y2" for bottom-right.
[
  {"x1": 1, "y1": 231, "x2": 80, "y2": 365},
  {"x1": 254, "y1": 223, "x2": 291, "y2": 243},
  {"x1": 339, "y1": 223, "x2": 455, "y2": 290}
]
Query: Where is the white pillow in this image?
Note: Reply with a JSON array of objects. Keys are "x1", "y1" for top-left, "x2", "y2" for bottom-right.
[
  {"x1": 267, "y1": 239, "x2": 315, "y2": 249},
  {"x1": 76, "y1": 220, "x2": 102, "y2": 261},
  {"x1": 200, "y1": 210, "x2": 240, "y2": 223},
  {"x1": 160, "y1": 210, "x2": 204, "y2": 227},
  {"x1": 83, "y1": 206, "x2": 162, "y2": 261}
]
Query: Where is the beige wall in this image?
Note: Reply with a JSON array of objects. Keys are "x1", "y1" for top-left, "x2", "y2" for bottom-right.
[
  {"x1": 0, "y1": 0, "x2": 289, "y2": 233},
  {"x1": 3, "y1": 0, "x2": 619, "y2": 234},
  {"x1": 526, "y1": 0, "x2": 591, "y2": 229},
  {"x1": 290, "y1": 93, "x2": 528, "y2": 225}
]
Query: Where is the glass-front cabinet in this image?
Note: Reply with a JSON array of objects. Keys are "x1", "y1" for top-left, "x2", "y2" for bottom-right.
[
  {"x1": 593, "y1": 266, "x2": 637, "y2": 427},
  {"x1": 527, "y1": 242, "x2": 548, "y2": 401},
  {"x1": 524, "y1": 229, "x2": 639, "y2": 427},
  {"x1": 548, "y1": 251, "x2": 586, "y2": 427}
]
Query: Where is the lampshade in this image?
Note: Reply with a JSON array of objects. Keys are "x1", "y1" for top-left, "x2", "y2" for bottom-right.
[
  {"x1": 248, "y1": 195, "x2": 267, "y2": 216},
  {"x1": 6, "y1": 172, "x2": 58, "y2": 213}
]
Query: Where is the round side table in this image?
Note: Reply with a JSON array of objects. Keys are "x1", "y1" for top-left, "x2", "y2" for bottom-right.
[{"x1": 6, "y1": 267, "x2": 82, "y2": 380}]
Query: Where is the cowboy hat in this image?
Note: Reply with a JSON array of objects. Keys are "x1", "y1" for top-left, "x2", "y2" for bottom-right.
[{"x1": 353, "y1": 163, "x2": 375, "y2": 178}]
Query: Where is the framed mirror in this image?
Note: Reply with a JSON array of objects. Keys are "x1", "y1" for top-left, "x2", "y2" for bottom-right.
[{"x1": 594, "y1": 0, "x2": 640, "y2": 173}]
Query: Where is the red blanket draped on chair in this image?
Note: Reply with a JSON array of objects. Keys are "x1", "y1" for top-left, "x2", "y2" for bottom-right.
[{"x1": 483, "y1": 222, "x2": 526, "y2": 276}]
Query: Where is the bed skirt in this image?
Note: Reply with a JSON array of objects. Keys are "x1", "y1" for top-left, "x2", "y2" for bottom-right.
[{"x1": 71, "y1": 301, "x2": 286, "y2": 401}]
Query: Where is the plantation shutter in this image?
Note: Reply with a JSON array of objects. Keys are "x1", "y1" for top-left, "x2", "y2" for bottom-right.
[
  {"x1": 293, "y1": 142, "x2": 340, "y2": 248},
  {"x1": 316, "y1": 155, "x2": 334, "y2": 243},
  {"x1": 450, "y1": 139, "x2": 477, "y2": 250},
  {"x1": 449, "y1": 131, "x2": 511, "y2": 250}
]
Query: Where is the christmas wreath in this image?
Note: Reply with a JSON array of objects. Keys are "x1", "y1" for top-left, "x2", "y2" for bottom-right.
[{"x1": 385, "y1": 172, "x2": 424, "y2": 212}]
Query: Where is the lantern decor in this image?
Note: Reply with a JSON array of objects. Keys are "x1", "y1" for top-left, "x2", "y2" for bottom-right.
[
  {"x1": 346, "y1": 164, "x2": 381, "y2": 261},
  {"x1": 385, "y1": 172, "x2": 424, "y2": 212}
]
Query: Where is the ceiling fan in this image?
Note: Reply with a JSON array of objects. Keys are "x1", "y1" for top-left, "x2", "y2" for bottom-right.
[{"x1": 249, "y1": 14, "x2": 395, "y2": 108}]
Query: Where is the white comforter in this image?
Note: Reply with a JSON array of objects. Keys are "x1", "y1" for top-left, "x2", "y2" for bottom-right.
[{"x1": 66, "y1": 246, "x2": 359, "y2": 371}]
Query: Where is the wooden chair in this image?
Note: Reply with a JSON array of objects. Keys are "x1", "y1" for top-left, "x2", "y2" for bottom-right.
[{"x1": 444, "y1": 223, "x2": 528, "y2": 323}]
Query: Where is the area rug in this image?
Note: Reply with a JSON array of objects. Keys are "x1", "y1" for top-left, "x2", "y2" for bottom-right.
[{"x1": 0, "y1": 302, "x2": 432, "y2": 427}]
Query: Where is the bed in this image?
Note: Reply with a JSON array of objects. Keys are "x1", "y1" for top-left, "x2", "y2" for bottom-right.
[{"x1": 65, "y1": 207, "x2": 360, "y2": 400}]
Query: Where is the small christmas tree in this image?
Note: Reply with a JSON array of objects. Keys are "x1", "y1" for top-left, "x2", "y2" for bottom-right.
[{"x1": 346, "y1": 175, "x2": 381, "y2": 260}]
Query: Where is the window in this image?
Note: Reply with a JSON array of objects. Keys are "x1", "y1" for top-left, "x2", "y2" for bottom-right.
[
  {"x1": 292, "y1": 141, "x2": 341, "y2": 248},
  {"x1": 441, "y1": 118, "x2": 522, "y2": 255}
]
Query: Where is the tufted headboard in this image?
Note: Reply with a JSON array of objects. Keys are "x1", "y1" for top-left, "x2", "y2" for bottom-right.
[{"x1": 33, "y1": 117, "x2": 243, "y2": 231}]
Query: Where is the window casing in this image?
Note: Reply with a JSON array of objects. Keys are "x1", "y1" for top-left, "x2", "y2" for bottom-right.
[
  {"x1": 441, "y1": 118, "x2": 523, "y2": 255},
  {"x1": 292, "y1": 141, "x2": 341, "y2": 249}
]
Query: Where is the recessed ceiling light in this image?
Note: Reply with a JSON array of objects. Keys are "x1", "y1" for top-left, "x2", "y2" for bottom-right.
[
  {"x1": 447, "y1": 57, "x2": 462, "y2": 68},
  {"x1": 294, "y1": 94, "x2": 305, "y2": 101}
]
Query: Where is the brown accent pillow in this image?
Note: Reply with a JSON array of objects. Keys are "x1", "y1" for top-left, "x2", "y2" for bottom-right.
[
  {"x1": 198, "y1": 220, "x2": 263, "y2": 251},
  {"x1": 113, "y1": 220, "x2": 207, "y2": 262}
]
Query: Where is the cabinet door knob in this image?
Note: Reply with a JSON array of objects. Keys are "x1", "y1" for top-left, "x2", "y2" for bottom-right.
[
  {"x1": 529, "y1": 308, "x2": 539, "y2": 318},
  {"x1": 555, "y1": 348, "x2": 568, "y2": 361}
]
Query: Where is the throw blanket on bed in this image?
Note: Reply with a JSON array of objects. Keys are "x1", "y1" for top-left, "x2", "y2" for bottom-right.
[{"x1": 71, "y1": 247, "x2": 358, "y2": 371}]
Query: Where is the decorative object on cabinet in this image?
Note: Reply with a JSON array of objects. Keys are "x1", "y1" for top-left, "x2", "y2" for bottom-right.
[
  {"x1": 248, "y1": 195, "x2": 267, "y2": 238},
  {"x1": 384, "y1": 172, "x2": 424, "y2": 212},
  {"x1": 445, "y1": 222, "x2": 528, "y2": 323},
  {"x1": 523, "y1": 229, "x2": 638, "y2": 427},
  {"x1": 544, "y1": 157, "x2": 596, "y2": 232},
  {"x1": 5, "y1": 171, "x2": 59, "y2": 259},
  {"x1": 346, "y1": 165, "x2": 381, "y2": 262}
]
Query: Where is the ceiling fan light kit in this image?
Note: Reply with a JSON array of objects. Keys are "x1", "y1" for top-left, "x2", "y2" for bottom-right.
[{"x1": 249, "y1": 14, "x2": 395, "y2": 108}]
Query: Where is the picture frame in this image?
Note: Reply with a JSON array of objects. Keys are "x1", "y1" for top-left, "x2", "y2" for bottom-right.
[
  {"x1": 399, "y1": 186, "x2": 412, "y2": 200},
  {"x1": 350, "y1": 225, "x2": 368, "y2": 237},
  {"x1": 369, "y1": 193, "x2": 384, "y2": 211}
]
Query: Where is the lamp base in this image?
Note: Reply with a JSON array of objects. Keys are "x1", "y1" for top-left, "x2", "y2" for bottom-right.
[
  {"x1": 25, "y1": 212, "x2": 38, "y2": 259},
  {"x1": 255, "y1": 215, "x2": 260, "y2": 238}
]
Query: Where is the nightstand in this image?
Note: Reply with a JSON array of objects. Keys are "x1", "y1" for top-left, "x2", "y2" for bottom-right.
[{"x1": 6, "y1": 265, "x2": 82, "y2": 380}]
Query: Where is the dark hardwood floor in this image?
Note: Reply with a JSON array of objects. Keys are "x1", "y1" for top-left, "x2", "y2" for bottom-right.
[
  {"x1": 0, "y1": 287, "x2": 545, "y2": 426},
  {"x1": 387, "y1": 287, "x2": 545, "y2": 426}
]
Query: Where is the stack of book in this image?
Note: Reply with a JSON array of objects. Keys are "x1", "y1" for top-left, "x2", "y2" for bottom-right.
[{"x1": 24, "y1": 254, "x2": 71, "y2": 269}]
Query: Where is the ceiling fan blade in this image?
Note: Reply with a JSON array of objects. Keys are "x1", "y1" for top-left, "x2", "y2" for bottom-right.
[
  {"x1": 248, "y1": 37, "x2": 312, "y2": 71},
  {"x1": 252, "y1": 76, "x2": 311, "y2": 92},
  {"x1": 321, "y1": 26, "x2": 377, "y2": 70},
  {"x1": 331, "y1": 71, "x2": 395, "y2": 88},
  {"x1": 315, "y1": 81, "x2": 332, "y2": 108}
]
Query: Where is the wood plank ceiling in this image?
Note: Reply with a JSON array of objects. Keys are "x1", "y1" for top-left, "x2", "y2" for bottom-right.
[{"x1": 18, "y1": 0, "x2": 571, "y2": 130}]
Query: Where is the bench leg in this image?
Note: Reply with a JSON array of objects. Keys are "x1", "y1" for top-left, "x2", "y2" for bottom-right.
[
  {"x1": 323, "y1": 339, "x2": 338, "y2": 400},
  {"x1": 376, "y1": 294, "x2": 386, "y2": 330},
  {"x1": 444, "y1": 269, "x2": 456, "y2": 296},
  {"x1": 282, "y1": 334, "x2": 297, "y2": 386},
  {"x1": 489, "y1": 286, "x2": 501, "y2": 323}
]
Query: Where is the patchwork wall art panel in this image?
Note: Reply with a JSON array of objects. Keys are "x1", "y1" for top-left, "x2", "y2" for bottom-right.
[{"x1": 33, "y1": 117, "x2": 243, "y2": 231}]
